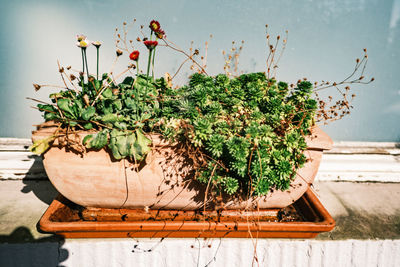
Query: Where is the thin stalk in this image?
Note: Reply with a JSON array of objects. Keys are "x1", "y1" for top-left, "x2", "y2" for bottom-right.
[
  {"x1": 96, "y1": 47, "x2": 99, "y2": 80},
  {"x1": 83, "y1": 48, "x2": 89, "y2": 80},
  {"x1": 151, "y1": 47, "x2": 156, "y2": 79},
  {"x1": 146, "y1": 49, "x2": 152, "y2": 78},
  {"x1": 80, "y1": 48, "x2": 85, "y2": 85}
]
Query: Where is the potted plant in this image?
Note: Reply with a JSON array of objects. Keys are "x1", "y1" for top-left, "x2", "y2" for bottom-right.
[{"x1": 30, "y1": 20, "x2": 373, "y2": 216}]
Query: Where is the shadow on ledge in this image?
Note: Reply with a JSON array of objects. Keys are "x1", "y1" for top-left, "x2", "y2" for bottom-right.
[
  {"x1": 0, "y1": 226, "x2": 68, "y2": 267},
  {"x1": 20, "y1": 155, "x2": 58, "y2": 205}
]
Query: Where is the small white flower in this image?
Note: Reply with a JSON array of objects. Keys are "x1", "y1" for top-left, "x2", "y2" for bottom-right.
[
  {"x1": 76, "y1": 39, "x2": 91, "y2": 48},
  {"x1": 92, "y1": 41, "x2": 102, "y2": 48},
  {"x1": 76, "y1": 34, "x2": 86, "y2": 42}
]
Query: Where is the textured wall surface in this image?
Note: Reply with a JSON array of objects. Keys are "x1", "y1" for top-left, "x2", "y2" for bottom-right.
[{"x1": 1, "y1": 239, "x2": 400, "y2": 267}]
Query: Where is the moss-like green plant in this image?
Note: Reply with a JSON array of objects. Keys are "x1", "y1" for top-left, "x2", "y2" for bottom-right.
[{"x1": 158, "y1": 73, "x2": 315, "y2": 196}]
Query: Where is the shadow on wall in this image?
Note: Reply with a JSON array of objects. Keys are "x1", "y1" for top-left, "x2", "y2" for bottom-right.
[{"x1": 0, "y1": 226, "x2": 68, "y2": 267}]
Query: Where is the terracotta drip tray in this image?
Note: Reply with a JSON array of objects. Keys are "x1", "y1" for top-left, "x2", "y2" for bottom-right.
[{"x1": 39, "y1": 188, "x2": 335, "y2": 238}]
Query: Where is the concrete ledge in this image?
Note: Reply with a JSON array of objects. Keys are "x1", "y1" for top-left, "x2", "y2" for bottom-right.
[
  {"x1": 1, "y1": 138, "x2": 400, "y2": 266},
  {"x1": 1, "y1": 138, "x2": 400, "y2": 182}
]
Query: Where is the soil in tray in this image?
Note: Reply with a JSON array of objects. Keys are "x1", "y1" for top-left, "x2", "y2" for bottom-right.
[{"x1": 49, "y1": 196, "x2": 308, "y2": 224}]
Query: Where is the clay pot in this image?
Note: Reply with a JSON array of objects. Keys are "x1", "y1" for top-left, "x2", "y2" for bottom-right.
[{"x1": 32, "y1": 124, "x2": 332, "y2": 210}]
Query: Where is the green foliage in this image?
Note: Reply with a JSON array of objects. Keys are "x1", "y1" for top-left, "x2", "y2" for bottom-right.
[
  {"x1": 159, "y1": 73, "x2": 317, "y2": 196},
  {"x1": 36, "y1": 71, "x2": 317, "y2": 197},
  {"x1": 36, "y1": 74, "x2": 165, "y2": 161}
]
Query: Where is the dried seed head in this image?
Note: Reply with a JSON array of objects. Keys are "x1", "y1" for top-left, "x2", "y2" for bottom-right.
[
  {"x1": 79, "y1": 71, "x2": 84, "y2": 77},
  {"x1": 136, "y1": 37, "x2": 141, "y2": 42},
  {"x1": 83, "y1": 94, "x2": 90, "y2": 106},
  {"x1": 194, "y1": 49, "x2": 199, "y2": 55},
  {"x1": 70, "y1": 74, "x2": 76, "y2": 81},
  {"x1": 59, "y1": 67, "x2": 64, "y2": 73},
  {"x1": 277, "y1": 35, "x2": 280, "y2": 40},
  {"x1": 66, "y1": 66, "x2": 71, "y2": 70},
  {"x1": 88, "y1": 76, "x2": 94, "y2": 83},
  {"x1": 359, "y1": 76, "x2": 364, "y2": 80},
  {"x1": 356, "y1": 58, "x2": 360, "y2": 63},
  {"x1": 333, "y1": 82, "x2": 337, "y2": 86},
  {"x1": 370, "y1": 77, "x2": 375, "y2": 82},
  {"x1": 33, "y1": 84, "x2": 41, "y2": 91},
  {"x1": 123, "y1": 22, "x2": 127, "y2": 25},
  {"x1": 363, "y1": 48, "x2": 367, "y2": 52},
  {"x1": 116, "y1": 49, "x2": 123, "y2": 56},
  {"x1": 112, "y1": 88, "x2": 120, "y2": 95}
]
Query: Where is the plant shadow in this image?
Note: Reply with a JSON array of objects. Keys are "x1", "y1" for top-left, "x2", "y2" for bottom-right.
[
  {"x1": 0, "y1": 226, "x2": 68, "y2": 267},
  {"x1": 20, "y1": 155, "x2": 58, "y2": 205}
]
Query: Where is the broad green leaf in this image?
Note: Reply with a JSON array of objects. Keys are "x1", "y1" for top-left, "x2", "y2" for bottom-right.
[
  {"x1": 102, "y1": 88, "x2": 113, "y2": 98},
  {"x1": 115, "y1": 135, "x2": 128, "y2": 157},
  {"x1": 44, "y1": 112, "x2": 58, "y2": 120},
  {"x1": 113, "y1": 100, "x2": 122, "y2": 111},
  {"x1": 83, "y1": 122, "x2": 93, "y2": 130},
  {"x1": 133, "y1": 130, "x2": 152, "y2": 161},
  {"x1": 94, "y1": 80, "x2": 101, "y2": 91},
  {"x1": 114, "y1": 121, "x2": 127, "y2": 130},
  {"x1": 100, "y1": 114, "x2": 118, "y2": 123},
  {"x1": 88, "y1": 129, "x2": 108, "y2": 149},
  {"x1": 30, "y1": 136, "x2": 55, "y2": 155},
  {"x1": 82, "y1": 106, "x2": 96, "y2": 120},
  {"x1": 82, "y1": 134, "x2": 93, "y2": 145},
  {"x1": 57, "y1": 98, "x2": 75, "y2": 118}
]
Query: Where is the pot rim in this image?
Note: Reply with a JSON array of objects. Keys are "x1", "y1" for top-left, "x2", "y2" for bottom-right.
[{"x1": 31, "y1": 121, "x2": 333, "y2": 151}]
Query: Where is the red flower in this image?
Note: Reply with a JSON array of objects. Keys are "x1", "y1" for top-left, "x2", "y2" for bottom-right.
[
  {"x1": 144, "y1": 40, "x2": 158, "y2": 50},
  {"x1": 155, "y1": 29, "x2": 165, "y2": 39},
  {"x1": 149, "y1": 20, "x2": 161, "y2": 32},
  {"x1": 129, "y1": 50, "x2": 140, "y2": 61}
]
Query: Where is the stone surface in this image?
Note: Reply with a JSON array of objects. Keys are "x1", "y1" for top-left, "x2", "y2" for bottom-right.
[
  {"x1": 1, "y1": 180, "x2": 400, "y2": 267},
  {"x1": 1, "y1": 180, "x2": 400, "y2": 241}
]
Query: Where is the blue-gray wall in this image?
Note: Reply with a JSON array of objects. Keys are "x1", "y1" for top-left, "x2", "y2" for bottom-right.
[{"x1": 0, "y1": 0, "x2": 399, "y2": 141}]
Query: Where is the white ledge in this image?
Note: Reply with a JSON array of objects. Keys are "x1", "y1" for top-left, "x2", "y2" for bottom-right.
[{"x1": 1, "y1": 138, "x2": 400, "y2": 182}]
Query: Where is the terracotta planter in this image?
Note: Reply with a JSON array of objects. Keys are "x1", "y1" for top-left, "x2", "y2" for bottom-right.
[
  {"x1": 39, "y1": 188, "x2": 335, "y2": 238},
  {"x1": 32, "y1": 124, "x2": 332, "y2": 210}
]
